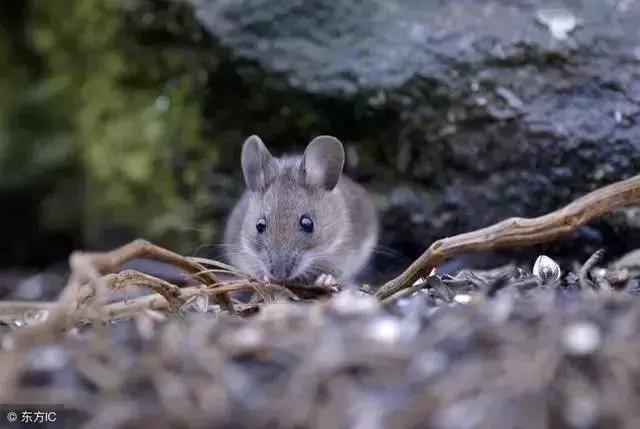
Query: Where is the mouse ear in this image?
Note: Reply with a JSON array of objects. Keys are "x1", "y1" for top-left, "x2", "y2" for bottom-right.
[
  {"x1": 241, "y1": 135, "x2": 276, "y2": 191},
  {"x1": 301, "y1": 136, "x2": 345, "y2": 191}
]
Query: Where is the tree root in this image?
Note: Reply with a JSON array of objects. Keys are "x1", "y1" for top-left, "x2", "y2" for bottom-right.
[{"x1": 376, "y1": 174, "x2": 640, "y2": 299}]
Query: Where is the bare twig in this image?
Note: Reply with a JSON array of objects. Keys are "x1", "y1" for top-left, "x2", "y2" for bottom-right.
[
  {"x1": 0, "y1": 278, "x2": 317, "y2": 324},
  {"x1": 98, "y1": 283, "x2": 263, "y2": 320},
  {"x1": 97, "y1": 278, "x2": 333, "y2": 320},
  {"x1": 376, "y1": 174, "x2": 640, "y2": 299},
  {"x1": 6, "y1": 253, "x2": 102, "y2": 350},
  {"x1": 0, "y1": 270, "x2": 187, "y2": 319},
  {"x1": 0, "y1": 301, "x2": 52, "y2": 316},
  {"x1": 0, "y1": 277, "x2": 335, "y2": 326},
  {"x1": 104, "y1": 269, "x2": 186, "y2": 310},
  {"x1": 579, "y1": 249, "x2": 606, "y2": 290},
  {"x1": 79, "y1": 239, "x2": 234, "y2": 312},
  {"x1": 0, "y1": 238, "x2": 344, "y2": 351},
  {"x1": 380, "y1": 282, "x2": 424, "y2": 306}
]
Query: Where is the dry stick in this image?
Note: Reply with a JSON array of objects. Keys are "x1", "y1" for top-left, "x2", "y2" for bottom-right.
[
  {"x1": 0, "y1": 301, "x2": 51, "y2": 316},
  {"x1": 0, "y1": 275, "x2": 333, "y2": 321},
  {"x1": 7, "y1": 253, "x2": 100, "y2": 350},
  {"x1": 380, "y1": 282, "x2": 423, "y2": 306},
  {"x1": 99, "y1": 281, "x2": 265, "y2": 320},
  {"x1": 80, "y1": 239, "x2": 234, "y2": 312},
  {"x1": 3, "y1": 253, "x2": 331, "y2": 349},
  {"x1": 98, "y1": 279, "x2": 324, "y2": 320},
  {"x1": 578, "y1": 249, "x2": 606, "y2": 290},
  {"x1": 376, "y1": 174, "x2": 640, "y2": 300},
  {"x1": 0, "y1": 270, "x2": 187, "y2": 318},
  {"x1": 5, "y1": 260, "x2": 239, "y2": 350},
  {"x1": 105, "y1": 269, "x2": 186, "y2": 309},
  {"x1": 70, "y1": 253, "x2": 111, "y2": 346},
  {"x1": 0, "y1": 281, "x2": 260, "y2": 324}
]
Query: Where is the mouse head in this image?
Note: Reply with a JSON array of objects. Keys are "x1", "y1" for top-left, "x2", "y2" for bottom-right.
[{"x1": 239, "y1": 135, "x2": 348, "y2": 282}]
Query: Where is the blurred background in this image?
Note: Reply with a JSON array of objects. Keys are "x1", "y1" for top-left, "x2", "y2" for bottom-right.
[{"x1": 1, "y1": 0, "x2": 640, "y2": 287}]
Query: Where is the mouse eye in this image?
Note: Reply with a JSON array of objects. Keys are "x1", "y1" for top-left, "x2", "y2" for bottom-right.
[
  {"x1": 256, "y1": 217, "x2": 267, "y2": 234},
  {"x1": 299, "y1": 215, "x2": 314, "y2": 234}
]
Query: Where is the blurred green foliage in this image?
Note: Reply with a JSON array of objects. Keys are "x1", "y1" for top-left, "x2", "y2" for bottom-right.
[{"x1": 0, "y1": 0, "x2": 222, "y2": 261}]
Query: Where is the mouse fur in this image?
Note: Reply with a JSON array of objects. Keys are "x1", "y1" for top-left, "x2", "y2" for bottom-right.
[{"x1": 223, "y1": 135, "x2": 378, "y2": 284}]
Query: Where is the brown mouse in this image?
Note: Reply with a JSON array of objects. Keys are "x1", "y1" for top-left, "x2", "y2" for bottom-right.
[{"x1": 223, "y1": 135, "x2": 378, "y2": 286}]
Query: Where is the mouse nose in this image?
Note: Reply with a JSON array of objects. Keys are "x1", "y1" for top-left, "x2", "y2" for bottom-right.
[
  {"x1": 269, "y1": 265, "x2": 287, "y2": 281},
  {"x1": 268, "y1": 253, "x2": 295, "y2": 281}
]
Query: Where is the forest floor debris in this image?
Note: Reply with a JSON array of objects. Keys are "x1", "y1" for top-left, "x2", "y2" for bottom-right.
[
  {"x1": 0, "y1": 247, "x2": 639, "y2": 428},
  {"x1": 1, "y1": 175, "x2": 640, "y2": 427}
]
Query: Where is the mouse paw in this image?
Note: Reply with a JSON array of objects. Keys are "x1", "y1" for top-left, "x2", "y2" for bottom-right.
[{"x1": 315, "y1": 274, "x2": 338, "y2": 288}]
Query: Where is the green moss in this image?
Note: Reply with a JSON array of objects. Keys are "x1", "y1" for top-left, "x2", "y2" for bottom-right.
[{"x1": 0, "y1": 0, "x2": 219, "y2": 251}]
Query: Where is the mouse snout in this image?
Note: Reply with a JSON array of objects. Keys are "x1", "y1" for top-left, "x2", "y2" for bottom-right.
[{"x1": 266, "y1": 251, "x2": 298, "y2": 281}]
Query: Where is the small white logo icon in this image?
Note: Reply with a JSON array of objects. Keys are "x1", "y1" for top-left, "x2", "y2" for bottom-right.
[{"x1": 6, "y1": 411, "x2": 17, "y2": 422}]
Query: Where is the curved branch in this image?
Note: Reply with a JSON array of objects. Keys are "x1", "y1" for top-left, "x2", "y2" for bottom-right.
[{"x1": 376, "y1": 174, "x2": 640, "y2": 299}]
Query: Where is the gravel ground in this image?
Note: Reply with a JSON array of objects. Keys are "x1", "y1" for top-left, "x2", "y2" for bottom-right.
[{"x1": 1, "y1": 251, "x2": 640, "y2": 428}]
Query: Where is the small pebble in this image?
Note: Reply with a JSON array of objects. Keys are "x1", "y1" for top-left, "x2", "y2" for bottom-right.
[
  {"x1": 565, "y1": 394, "x2": 599, "y2": 428},
  {"x1": 453, "y1": 294, "x2": 472, "y2": 304},
  {"x1": 496, "y1": 86, "x2": 524, "y2": 109},
  {"x1": 366, "y1": 316, "x2": 402, "y2": 344},
  {"x1": 12, "y1": 319, "x2": 26, "y2": 328},
  {"x1": 412, "y1": 351, "x2": 448, "y2": 377},
  {"x1": 1, "y1": 336, "x2": 15, "y2": 352},
  {"x1": 563, "y1": 322, "x2": 601, "y2": 355},
  {"x1": 329, "y1": 289, "x2": 380, "y2": 316},
  {"x1": 614, "y1": 110, "x2": 623, "y2": 123},
  {"x1": 412, "y1": 277, "x2": 426, "y2": 286},
  {"x1": 193, "y1": 295, "x2": 209, "y2": 313},
  {"x1": 27, "y1": 345, "x2": 69, "y2": 371},
  {"x1": 233, "y1": 326, "x2": 263, "y2": 349},
  {"x1": 24, "y1": 310, "x2": 49, "y2": 324},
  {"x1": 483, "y1": 294, "x2": 513, "y2": 323},
  {"x1": 135, "y1": 313, "x2": 159, "y2": 341},
  {"x1": 412, "y1": 269, "x2": 436, "y2": 287},
  {"x1": 535, "y1": 8, "x2": 580, "y2": 40}
]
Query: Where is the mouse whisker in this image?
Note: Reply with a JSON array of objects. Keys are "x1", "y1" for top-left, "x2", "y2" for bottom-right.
[
  {"x1": 189, "y1": 243, "x2": 248, "y2": 260},
  {"x1": 370, "y1": 245, "x2": 405, "y2": 260}
]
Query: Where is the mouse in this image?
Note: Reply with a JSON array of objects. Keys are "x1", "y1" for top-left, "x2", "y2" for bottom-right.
[{"x1": 223, "y1": 134, "x2": 379, "y2": 286}]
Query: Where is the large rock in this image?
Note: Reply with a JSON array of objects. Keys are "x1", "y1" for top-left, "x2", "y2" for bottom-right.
[{"x1": 191, "y1": 0, "x2": 640, "y2": 276}]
